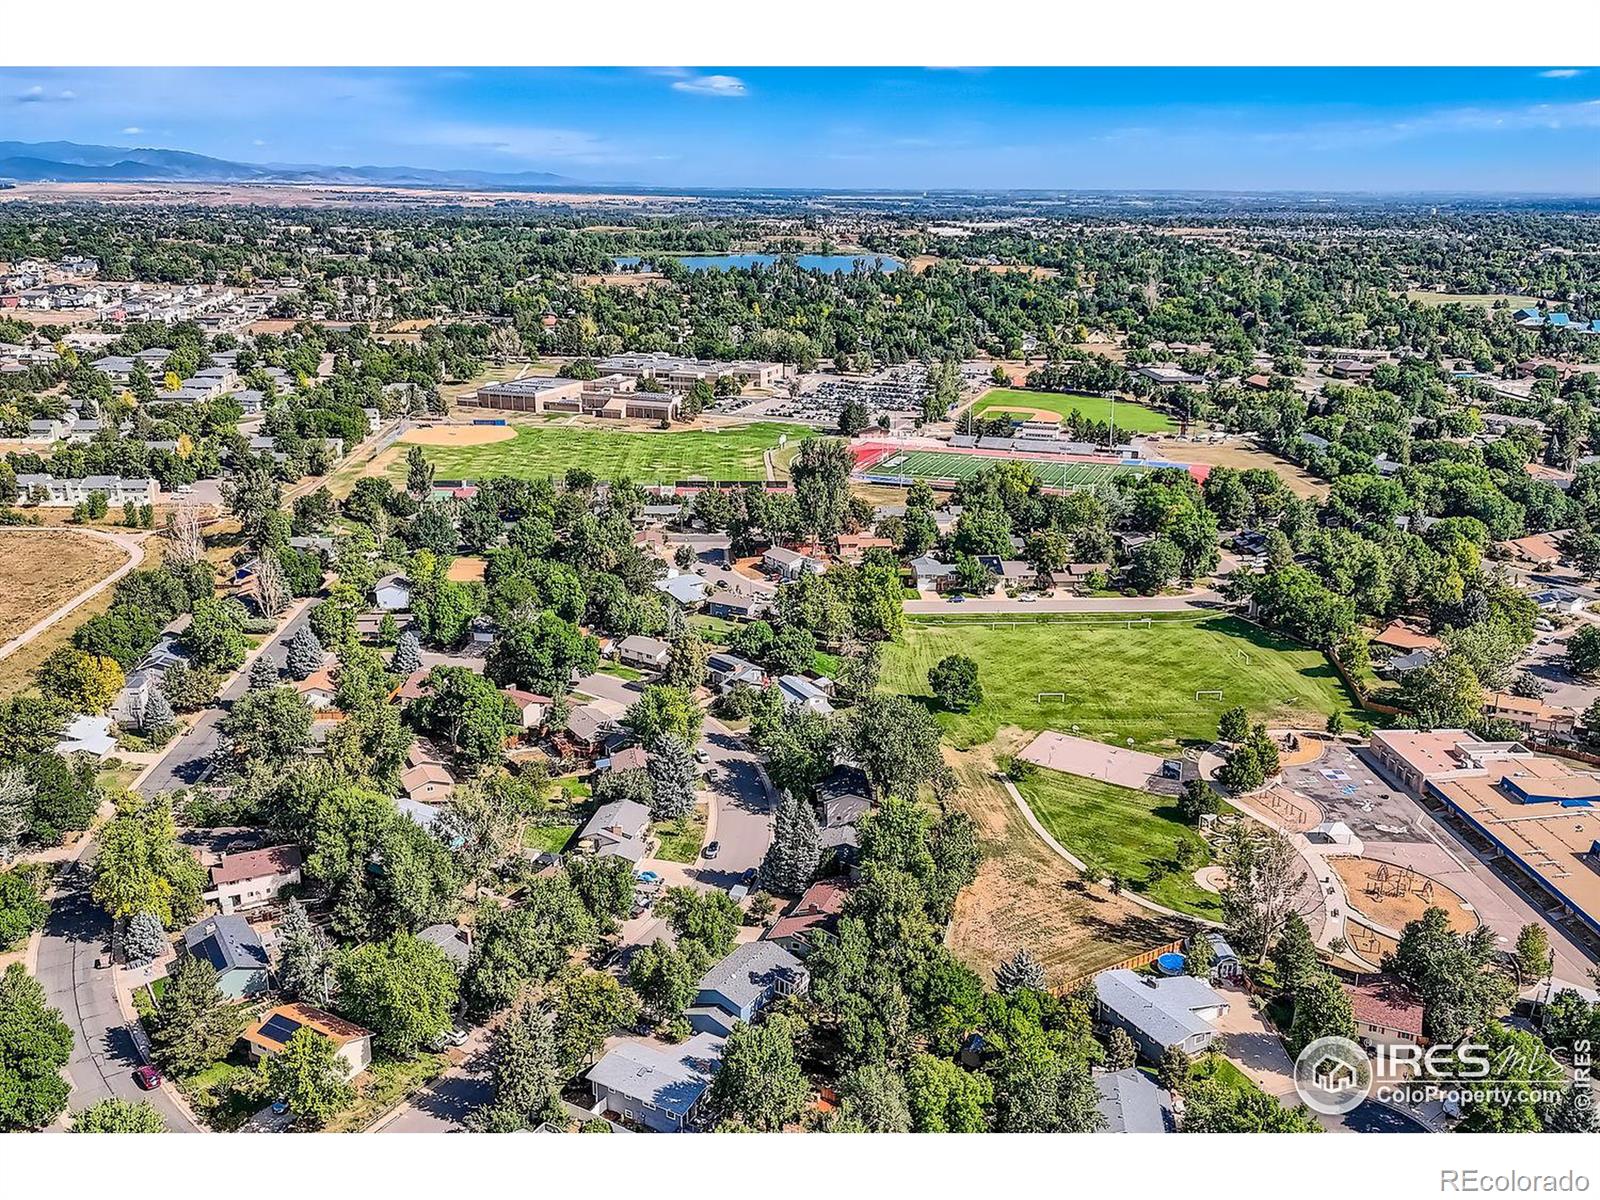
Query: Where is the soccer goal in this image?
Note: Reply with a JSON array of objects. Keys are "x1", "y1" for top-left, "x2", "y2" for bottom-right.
[
  {"x1": 1037, "y1": 692, "x2": 1066, "y2": 703},
  {"x1": 1126, "y1": 616, "x2": 1151, "y2": 629},
  {"x1": 1196, "y1": 689, "x2": 1224, "y2": 702}
]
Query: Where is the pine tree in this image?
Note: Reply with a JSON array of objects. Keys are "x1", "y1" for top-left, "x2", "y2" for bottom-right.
[
  {"x1": 390, "y1": 630, "x2": 423, "y2": 677},
  {"x1": 1104, "y1": 1027, "x2": 1138, "y2": 1071},
  {"x1": 1270, "y1": 911, "x2": 1320, "y2": 993},
  {"x1": 139, "y1": 687, "x2": 175, "y2": 740},
  {"x1": 275, "y1": 899, "x2": 335, "y2": 1007},
  {"x1": 123, "y1": 911, "x2": 168, "y2": 967},
  {"x1": 647, "y1": 734, "x2": 698, "y2": 821},
  {"x1": 759, "y1": 790, "x2": 821, "y2": 896},
  {"x1": 473, "y1": 999, "x2": 560, "y2": 1132},
  {"x1": 248, "y1": 653, "x2": 280, "y2": 691},
  {"x1": 146, "y1": 955, "x2": 242, "y2": 1076},
  {"x1": 286, "y1": 624, "x2": 324, "y2": 681},
  {"x1": 994, "y1": 948, "x2": 1047, "y2": 995}
]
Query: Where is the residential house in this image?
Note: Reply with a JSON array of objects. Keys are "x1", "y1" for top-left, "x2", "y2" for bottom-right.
[
  {"x1": 764, "y1": 545, "x2": 826, "y2": 581},
  {"x1": 296, "y1": 666, "x2": 338, "y2": 712},
  {"x1": 417, "y1": 923, "x2": 473, "y2": 972},
  {"x1": 685, "y1": 941, "x2": 810, "y2": 1037},
  {"x1": 777, "y1": 674, "x2": 834, "y2": 715},
  {"x1": 501, "y1": 687, "x2": 551, "y2": 730},
  {"x1": 244, "y1": 1003, "x2": 373, "y2": 1077},
  {"x1": 1093, "y1": 968, "x2": 1229, "y2": 1060},
  {"x1": 1501, "y1": 531, "x2": 1567, "y2": 571},
  {"x1": 766, "y1": 880, "x2": 850, "y2": 959},
  {"x1": 706, "y1": 652, "x2": 765, "y2": 693},
  {"x1": 1094, "y1": 1067, "x2": 1176, "y2": 1133},
  {"x1": 1063, "y1": 562, "x2": 1110, "y2": 593},
  {"x1": 182, "y1": 915, "x2": 270, "y2": 1000},
  {"x1": 704, "y1": 592, "x2": 768, "y2": 622},
  {"x1": 1192, "y1": 931, "x2": 1244, "y2": 983},
  {"x1": 373, "y1": 574, "x2": 412, "y2": 612},
  {"x1": 654, "y1": 574, "x2": 708, "y2": 609},
  {"x1": 400, "y1": 763, "x2": 455, "y2": 804},
  {"x1": 604, "y1": 745, "x2": 650, "y2": 774},
  {"x1": 577, "y1": 798, "x2": 651, "y2": 863},
  {"x1": 835, "y1": 533, "x2": 895, "y2": 563},
  {"x1": 818, "y1": 765, "x2": 871, "y2": 829},
  {"x1": 565, "y1": 703, "x2": 621, "y2": 757},
  {"x1": 909, "y1": 555, "x2": 956, "y2": 593},
  {"x1": 54, "y1": 714, "x2": 117, "y2": 760},
  {"x1": 203, "y1": 845, "x2": 303, "y2": 915},
  {"x1": 15, "y1": 473, "x2": 157, "y2": 507},
  {"x1": 617, "y1": 635, "x2": 671, "y2": 671},
  {"x1": 585, "y1": 1033, "x2": 725, "y2": 1133},
  {"x1": 1369, "y1": 621, "x2": 1443, "y2": 655},
  {"x1": 1482, "y1": 691, "x2": 1578, "y2": 740},
  {"x1": 1345, "y1": 978, "x2": 1425, "y2": 1050}
]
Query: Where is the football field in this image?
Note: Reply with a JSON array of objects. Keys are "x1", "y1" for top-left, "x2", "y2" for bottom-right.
[{"x1": 859, "y1": 446, "x2": 1156, "y2": 490}]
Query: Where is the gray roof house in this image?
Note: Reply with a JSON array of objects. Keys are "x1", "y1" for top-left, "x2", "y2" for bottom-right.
[
  {"x1": 578, "y1": 798, "x2": 651, "y2": 863},
  {"x1": 1093, "y1": 969, "x2": 1229, "y2": 1061},
  {"x1": 417, "y1": 923, "x2": 472, "y2": 972},
  {"x1": 586, "y1": 1032, "x2": 725, "y2": 1132},
  {"x1": 707, "y1": 652, "x2": 765, "y2": 692},
  {"x1": 182, "y1": 914, "x2": 270, "y2": 999},
  {"x1": 1094, "y1": 1067, "x2": 1176, "y2": 1133},
  {"x1": 686, "y1": 941, "x2": 809, "y2": 1037},
  {"x1": 617, "y1": 634, "x2": 671, "y2": 670},
  {"x1": 777, "y1": 674, "x2": 834, "y2": 715},
  {"x1": 818, "y1": 765, "x2": 871, "y2": 828},
  {"x1": 653, "y1": 574, "x2": 708, "y2": 608}
]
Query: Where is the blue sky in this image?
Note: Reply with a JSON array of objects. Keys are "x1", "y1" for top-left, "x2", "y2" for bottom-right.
[{"x1": 2, "y1": 67, "x2": 1597, "y2": 192}]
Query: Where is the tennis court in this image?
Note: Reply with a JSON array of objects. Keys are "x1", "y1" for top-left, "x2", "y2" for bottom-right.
[{"x1": 859, "y1": 446, "x2": 1160, "y2": 490}]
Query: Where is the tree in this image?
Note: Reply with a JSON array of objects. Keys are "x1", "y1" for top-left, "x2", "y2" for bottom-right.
[
  {"x1": 254, "y1": 551, "x2": 290, "y2": 618},
  {"x1": 0, "y1": 964, "x2": 72, "y2": 1130},
  {"x1": 838, "y1": 1062, "x2": 912, "y2": 1132},
  {"x1": 248, "y1": 653, "x2": 280, "y2": 691},
  {"x1": 261, "y1": 1026, "x2": 355, "y2": 1130},
  {"x1": 846, "y1": 694, "x2": 944, "y2": 801},
  {"x1": 1181, "y1": 1078, "x2": 1320, "y2": 1132},
  {"x1": 1270, "y1": 912, "x2": 1320, "y2": 994},
  {"x1": 790, "y1": 437, "x2": 853, "y2": 543},
  {"x1": 708, "y1": 1015, "x2": 809, "y2": 1131},
  {"x1": 275, "y1": 899, "x2": 336, "y2": 1007},
  {"x1": 905, "y1": 1053, "x2": 992, "y2": 1132},
  {"x1": 0, "y1": 766, "x2": 31, "y2": 863},
  {"x1": 21, "y1": 753, "x2": 97, "y2": 846},
  {"x1": 0, "y1": 867, "x2": 47, "y2": 952},
  {"x1": 405, "y1": 445, "x2": 435, "y2": 498},
  {"x1": 1217, "y1": 705, "x2": 1249, "y2": 743},
  {"x1": 760, "y1": 790, "x2": 822, "y2": 896},
  {"x1": 1515, "y1": 922, "x2": 1554, "y2": 986},
  {"x1": 549, "y1": 966, "x2": 636, "y2": 1076},
  {"x1": 147, "y1": 954, "x2": 242, "y2": 1076},
  {"x1": 1384, "y1": 906, "x2": 1514, "y2": 1043},
  {"x1": 927, "y1": 654, "x2": 982, "y2": 712},
  {"x1": 475, "y1": 999, "x2": 561, "y2": 1132},
  {"x1": 123, "y1": 910, "x2": 168, "y2": 967},
  {"x1": 1287, "y1": 972, "x2": 1358, "y2": 1057},
  {"x1": 656, "y1": 886, "x2": 742, "y2": 960},
  {"x1": 220, "y1": 686, "x2": 313, "y2": 768},
  {"x1": 71, "y1": 1098, "x2": 167, "y2": 1133},
  {"x1": 1448, "y1": 1023, "x2": 1564, "y2": 1133},
  {"x1": 994, "y1": 948, "x2": 1047, "y2": 995},
  {"x1": 286, "y1": 624, "x2": 324, "y2": 680},
  {"x1": 187, "y1": 597, "x2": 249, "y2": 672},
  {"x1": 391, "y1": 630, "x2": 423, "y2": 676},
  {"x1": 335, "y1": 934, "x2": 459, "y2": 1058},
  {"x1": 1156, "y1": 1044, "x2": 1192, "y2": 1093},
  {"x1": 627, "y1": 937, "x2": 707, "y2": 1027},
  {"x1": 662, "y1": 628, "x2": 709, "y2": 691},
  {"x1": 1177, "y1": 778, "x2": 1219, "y2": 824},
  {"x1": 411, "y1": 666, "x2": 518, "y2": 769},
  {"x1": 36, "y1": 647, "x2": 124, "y2": 714},
  {"x1": 646, "y1": 734, "x2": 698, "y2": 821},
  {"x1": 1219, "y1": 824, "x2": 1307, "y2": 963},
  {"x1": 992, "y1": 1045, "x2": 1105, "y2": 1133},
  {"x1": 1104, "y1": 1027, "x2": 1138, "y2": 1071},
  {"x1": 91, "y1": 793, "x2": 205, "y2": 927},
  {"x1": 1569, "y1": 624, "x2": 1600, "y2": 677},
  {"x1": 486, "y1": 612, "x2": 599, "y2": 695},
  {"x1": 139, "y1": 686, "x2": 175, "y2": 741},
  {"x1": 224, "y1": 458, "x2": 282, "y2": 553},
  {"x1": 622, "y1": 685, "x2": 703, "y2": 749}
]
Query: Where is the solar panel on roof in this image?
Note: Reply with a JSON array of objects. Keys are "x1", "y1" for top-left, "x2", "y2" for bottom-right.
[
  {"x1": 258, "y1": 1014, "x2": 303, "y2": 1043},
  {"x1": 194, "y1": 937, "x2": 228, "y2": 971}
]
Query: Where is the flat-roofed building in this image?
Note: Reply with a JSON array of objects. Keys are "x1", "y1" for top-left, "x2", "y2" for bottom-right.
[{"x1": 468, "y1": 376, "x2": 586, "y2": 412}]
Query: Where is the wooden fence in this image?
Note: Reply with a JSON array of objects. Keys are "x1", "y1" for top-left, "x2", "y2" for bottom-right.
[{"x1": 1057, "y1": 937, "x2": 1186, "y2": 995}]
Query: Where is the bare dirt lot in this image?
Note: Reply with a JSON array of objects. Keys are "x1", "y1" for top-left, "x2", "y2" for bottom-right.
[
  {"x1": 0, "y1": 528, "x2": 129, "y2": 634},
  {"x1": 1140, "y1": 436, "x2": 1329, "y2": 498},
  {"x1": 399, "y1": 423, "x2": 517, "y2": 447},
  {"x1": 944, "y1": 735, "x2": 1187, "y2": 988}
]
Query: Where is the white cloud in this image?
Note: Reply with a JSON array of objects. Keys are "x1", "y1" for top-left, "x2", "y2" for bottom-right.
[
  {"x1": 1540, "y1": 69, "x2": 1584, "y2": 79},
  {"x1": 670, "y1": 74, "x2": 747, "y2": 98},
  {"x1": 408, "y1": 121, "x2": 629, "y2": 166},
  {"x1": 122, "y1": 125, "x2": 142, "y2": 134}
]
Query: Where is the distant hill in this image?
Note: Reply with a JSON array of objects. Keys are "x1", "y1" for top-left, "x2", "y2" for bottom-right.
[{"x1": 0, "y1": 141, "x2": 577, "y2": 189}]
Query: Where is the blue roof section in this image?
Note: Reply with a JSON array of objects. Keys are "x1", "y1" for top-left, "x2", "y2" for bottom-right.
[
  {"x1": 182, "y1": 915, "x2": 268, "y2": 974},
  {"x1": 1547, "y1": 312, "x2": 1571, "y2": 327}
]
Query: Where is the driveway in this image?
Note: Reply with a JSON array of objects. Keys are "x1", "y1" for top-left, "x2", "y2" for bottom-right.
[
  {"x1": 138, "y1": 601, "x2": 315, "y2": 797},
  {"x1": 373, "y1": 1029, "x2": 494, "y2": 1133},
  {"x1": 35, "y1": 859, "x2": 198, "y2": 1131}
]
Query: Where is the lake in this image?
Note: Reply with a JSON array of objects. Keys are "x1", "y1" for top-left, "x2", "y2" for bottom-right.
[{"x1": 613, "y1": 253, "x2": 902, "y2": 274}]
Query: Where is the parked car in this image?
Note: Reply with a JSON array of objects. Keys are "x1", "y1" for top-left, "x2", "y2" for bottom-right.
[
  {"x1": 703, "y1": 841, "x2": 720, "y2": 860},
  {"x1": 693, "y1": 747, "x2": 711, "y2": 764},
  {"x1": 427, "y1": 1027, "x2": 470, "y2": 1051},
  {"x1": 133, "y1": 1065, "x2": 163, "y2": 1090}
]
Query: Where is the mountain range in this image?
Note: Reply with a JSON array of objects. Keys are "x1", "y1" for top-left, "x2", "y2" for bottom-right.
[{"x1": 0, "y1": 141, "x2": 576, "y2": 189}]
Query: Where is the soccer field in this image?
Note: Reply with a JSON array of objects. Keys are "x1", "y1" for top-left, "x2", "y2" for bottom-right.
[
  {"x1": 397, "y1": 420, "x2": 792, "y2": 484},
  {"x1": 973, "y1": 388, "x2": 1177, "y2": 434},
  {"x1": 862, "y1": 447, "x2": 1155, "y2": 490},
  {"x1": 883, "y1": 613, "x2": 1361, "y2": 752}
]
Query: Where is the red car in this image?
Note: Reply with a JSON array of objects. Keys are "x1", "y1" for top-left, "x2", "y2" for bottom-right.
[{"x1": 132, "y1": 1065, "x2": 162, "y2": 1090}]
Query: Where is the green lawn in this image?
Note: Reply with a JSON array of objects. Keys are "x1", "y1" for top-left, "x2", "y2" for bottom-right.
[
  {"x1": 973, "y1": 387, "x2": 1176, "y2": 434},
  {"x1": 1189, "y1": 1050, "x2": 1258, "y2": 1095},
  {"x1": 524, "y1": 823, "x2": 577, "y2": 854},
  {"x1": 882, "y1": 613, "x2": 1360, "y2": 753},
  {"x1": 652, "y1": 806, "x2": 707, "y2": 863},
  {"x1": 596, "y1": 662, "x2": 644, "y2": 682},
  {"x1": 397, "y1": 420, "x2": 792, "y2": 484},
  {"x1": 1016, "y1": 767, "x2": 1220, "y2": 919}
]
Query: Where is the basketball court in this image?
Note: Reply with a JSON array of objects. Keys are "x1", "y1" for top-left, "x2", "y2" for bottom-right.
[{"x1": 1017, "y1": 730, "x2": 1185, "y2": 792}]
